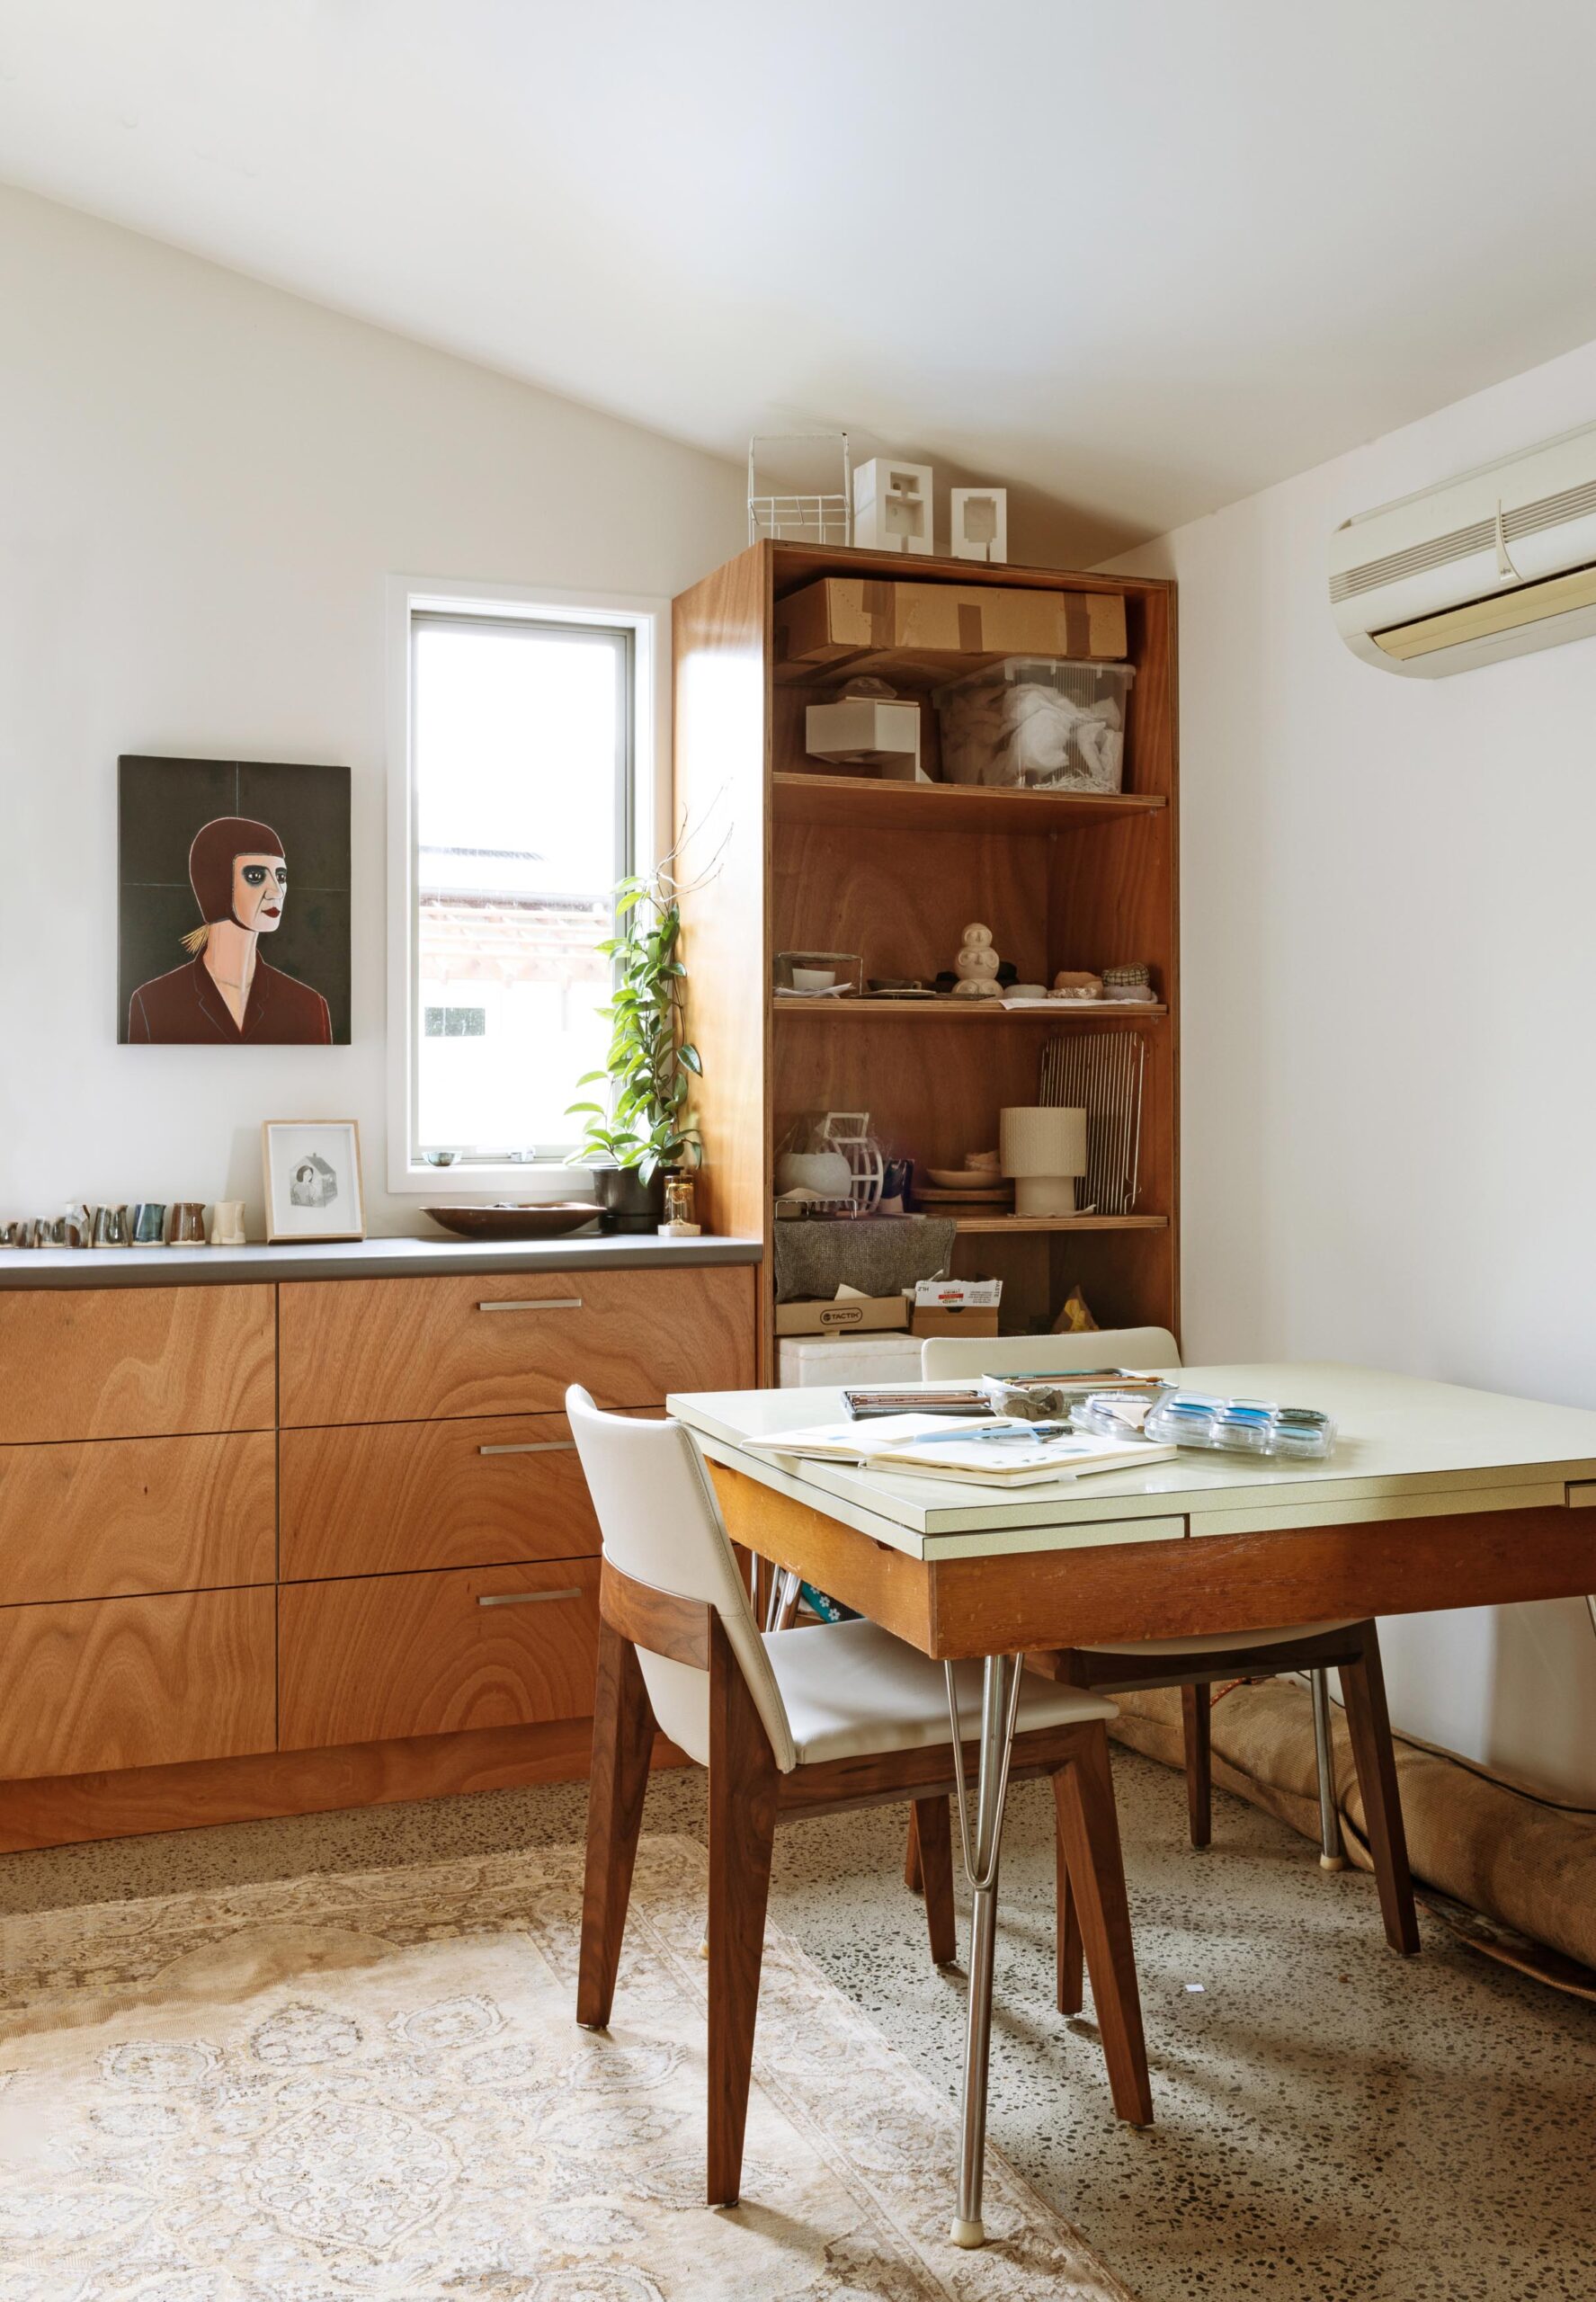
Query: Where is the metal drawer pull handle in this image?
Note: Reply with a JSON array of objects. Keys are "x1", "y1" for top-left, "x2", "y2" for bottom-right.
[
  {"x1": 477, "y1": 1587, "x2": 584, "y2": 1609},
  {"x1": 477, "y1": 1440, "x2": 579, "y2": 1457},
  {"x1": 477, "y1": 1298, "x2": 583, "y2": 1313}
]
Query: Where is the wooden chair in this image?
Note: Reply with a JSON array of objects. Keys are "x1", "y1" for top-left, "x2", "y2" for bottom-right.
[
  {"x1": 566, "y1": 1385, "x2": 1154, "y2": 2212},
  {"x1": 918, "y1": 1331, "x2": 1420, "y2": 1970}
]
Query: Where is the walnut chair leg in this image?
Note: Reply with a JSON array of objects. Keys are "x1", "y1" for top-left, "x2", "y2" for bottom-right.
[
  {"x1": 1339, "y1": 1628, "x2": 1420, "y2": 1956},
  {"x1": 904, "y1": 1807, "x2": 924, "y2": 1894},
  {"x1": 577, "y1": 1624, "x2": 656, "y2": 2030},
  {"x1": 911, "y1": 1796, "x2": 958, "y2": 1967},
  {"x1": 1056, "y1": 1832, "x2": 1085, "y2": 2015},
  {"x1": 1053, "y1": 1727, "x2": 1153, "y2": 2126},
  {"x1": 706, "y1": 1620, "x2": 780, "y2": 2207},
  {"x1": 1181, "y1": 1682, "x2": 1212, "y2": 1849}
]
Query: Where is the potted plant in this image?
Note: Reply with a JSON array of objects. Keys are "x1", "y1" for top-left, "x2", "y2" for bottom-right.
[{"x1": 567, "y1": 860, "x2": 701, "y2": 1232}]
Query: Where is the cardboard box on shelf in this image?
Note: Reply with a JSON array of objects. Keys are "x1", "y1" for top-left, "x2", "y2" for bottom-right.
[
  {"x1": 912, "y1": 1277, "x2": 1003, "y2": 1308},
  {"x1": 910, "y1": 1307, "x2": 1002, "y2": 1339},
  {"x1": 774, "y1": 1295, "x2": 909, "y2": 1337},
  {"x1": 775, "y1": 577, "x2": 1128, "y2": 674}
]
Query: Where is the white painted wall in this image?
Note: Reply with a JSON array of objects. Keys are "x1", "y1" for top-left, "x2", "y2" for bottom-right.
[
  {"x1": 1106, "y1": 341, "x2": 1596, "y2": 1803},
  {"x1": 0, "y1": 186, "x2": 745, "y2": 1236}
]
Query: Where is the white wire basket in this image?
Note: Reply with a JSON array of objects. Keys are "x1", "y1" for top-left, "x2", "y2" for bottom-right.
[{"x1": 748, "y1": 432, "x2": 852, "y2": 548}]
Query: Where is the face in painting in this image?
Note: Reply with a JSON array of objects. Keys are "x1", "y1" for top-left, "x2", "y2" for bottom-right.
[{"x1": 233, "y1": 853, "x2": 288, "y2": 933}]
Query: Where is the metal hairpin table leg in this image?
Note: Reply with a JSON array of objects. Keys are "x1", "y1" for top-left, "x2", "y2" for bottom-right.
[
  {"x1": 1310, "y1": 1667, "x2": 1345, "y2": 1869},
  {"x1": 763, "y1": 1565, "x2": 801, "y2": 1633},
  {"x1": 944, "y1": 1653, "x2": 1023, "y2": 2250}
]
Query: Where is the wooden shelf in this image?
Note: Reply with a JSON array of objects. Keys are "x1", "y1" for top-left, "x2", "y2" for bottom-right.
[
  {"x1": 941, "y1": 1214, "x2": 1169, "y2": 1236},
  {"x1": 772, "y1": 772, "x2": 1166, "y2": 837},
  {"x1": 774, "y1": 996, "x2": 1166, "y2": 1022}
]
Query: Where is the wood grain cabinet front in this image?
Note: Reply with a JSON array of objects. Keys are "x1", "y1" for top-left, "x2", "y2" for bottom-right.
[
  {"x1": 278, "y1": 1558, "x2": 602, "y2": 1751},
  {"x1": 0, "y1": 1286, "x2": 275, "y2": 1444},
  {"x1": 277, "y1": 1264, "x2": 754, "y2": 1427},
  {"x1": 0, "y1": 1586, "x2": 276, "y2": 1780},
  {"x1": 0, "y1": 1431, "x2": 276, "y2": 1605},
  {"x1": 279, "y1": 1412, "x2": 629, "y2": 1581}
]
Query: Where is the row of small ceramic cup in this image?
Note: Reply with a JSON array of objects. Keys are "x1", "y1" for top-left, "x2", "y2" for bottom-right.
[{"x1": 2, "y1": 1200, "x2": 249, "y2": 1249}]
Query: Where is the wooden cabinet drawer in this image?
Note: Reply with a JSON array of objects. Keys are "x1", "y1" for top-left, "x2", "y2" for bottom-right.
[
  {"x1": 0, "y1": 1587, "x2": 275, "y2": 1781},
  {"x1": 277, "y1": 1263, "x2": 754, "y2": 1427},
  {"x1": 278, "y1": 1557, "x2": 601, "y2": 1751},
  {"x1": 0, "y1": 1432, "x2": 275, "y2": 1605},
  {"x1": 279, "y1": 1411, "x2": 661, "y2": 1581},
  {"x1": 0, "y1": 1286, "x2": 275, "y2": 1444}
]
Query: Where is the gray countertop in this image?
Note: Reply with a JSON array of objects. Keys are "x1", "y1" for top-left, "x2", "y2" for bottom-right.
[{"x1": 0, "y1": 1233, "x2": 763, "y2": 1289}]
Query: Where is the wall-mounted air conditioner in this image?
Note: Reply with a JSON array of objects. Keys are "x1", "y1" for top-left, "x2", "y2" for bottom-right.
[{"x1": 1331, "y1": 419, "x2": 1596, "y2": 676}]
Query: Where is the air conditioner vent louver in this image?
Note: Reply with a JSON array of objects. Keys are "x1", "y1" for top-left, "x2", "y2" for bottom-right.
[
  {"x1": 1331, "y1": 476, "x2": 1596, "y2": 604},
  {"x1": 1502, "y1": 476, "x2": 1596, "y2": 541},
  {"x1": 1331, "y1": 419, "x2": 1596, "y2": 676},
  {"x1": 1330, "y1": 518, "x2": 1495, "y2": 603}
]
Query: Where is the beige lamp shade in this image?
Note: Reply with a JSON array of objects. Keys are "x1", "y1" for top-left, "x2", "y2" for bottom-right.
[{"x1": 1000, "y1": 1106, "x2": 1087, "y2": 1215}]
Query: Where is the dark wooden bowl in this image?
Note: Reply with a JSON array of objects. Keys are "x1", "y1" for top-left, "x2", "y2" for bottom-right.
[{"x1": 422, "y1": 1203, "x2": 601, "y2": 1241}]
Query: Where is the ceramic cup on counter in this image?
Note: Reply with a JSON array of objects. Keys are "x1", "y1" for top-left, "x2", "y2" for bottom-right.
[
  {"x1": 210, "y1": 1200, "x2": 247, "y2": 1247},
  {"x1": 168, "y1": 1200, "x2": 208, "y2": 1246},
  {"x1": 91, "y1": 1205, "x2": 129, "y2": 1249},
  {"x1": 130, "y1": 1201, "x2": 168, "y2": 1246},
  {"x1": 62, "y1": 1204, "x2": 93, "y2": 1248}
]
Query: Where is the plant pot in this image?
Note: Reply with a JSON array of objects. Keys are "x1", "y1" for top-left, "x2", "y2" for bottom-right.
[{"x1": 591, "y1": 1165, "x2": 667, "y2": 1235}]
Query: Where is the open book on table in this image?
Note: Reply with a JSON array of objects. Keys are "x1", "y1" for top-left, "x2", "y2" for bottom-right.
[{"x1": 743, "y1": 1414, "x2": 1175, "y2": 1489}]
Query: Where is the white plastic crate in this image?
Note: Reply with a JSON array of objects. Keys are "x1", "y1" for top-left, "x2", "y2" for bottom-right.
[{"x1": 934, "y1": 656, "x2": 1135, "y2": 793}]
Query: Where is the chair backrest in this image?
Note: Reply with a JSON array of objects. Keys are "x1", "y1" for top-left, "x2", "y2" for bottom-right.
[
  {"x1": 566, "y1": 1387, "x2": 798, "y2": 1772},
  {"x1": 920, "y1": 1325, "x2": 1182, "y2": 1380}
]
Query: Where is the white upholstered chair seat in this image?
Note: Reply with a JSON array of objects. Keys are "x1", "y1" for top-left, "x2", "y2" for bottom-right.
[
  {"x1": 764, "y1": 1615, "x2": 1117, "y2": 1767},
  {"x1": 1083, "y1": 1619, "x2": 1357, "y2": 1657}
]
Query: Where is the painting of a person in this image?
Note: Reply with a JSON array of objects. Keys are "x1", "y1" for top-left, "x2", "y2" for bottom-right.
[{"x1": 127, "y1": 816, "x2": 333, "y2": 1044}]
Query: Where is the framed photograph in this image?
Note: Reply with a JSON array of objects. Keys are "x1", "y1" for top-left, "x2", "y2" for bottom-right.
[{"x1": 263, "y1": 1120, "x2": 365, "y2": 1244}]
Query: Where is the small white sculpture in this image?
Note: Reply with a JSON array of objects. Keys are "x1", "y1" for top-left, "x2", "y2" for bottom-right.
[
  {"x1": 953, "y1": 920, "x2": 1002, "y2": 999},
  {"x1": 950, "y1": 487, "x2": 1008, "y2": 564},
  {"x1": 853, "y1": 457, "x2": 933, "y2": 555}
]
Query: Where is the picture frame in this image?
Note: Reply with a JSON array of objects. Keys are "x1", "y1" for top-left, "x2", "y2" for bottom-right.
[{"x1": 262, "y1": 1120, "x2": 366, "y2": 1244}]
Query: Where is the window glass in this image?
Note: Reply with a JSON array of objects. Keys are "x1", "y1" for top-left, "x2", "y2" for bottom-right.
[{"x1": 411, "y1": 615, "x2": 629, "y2": 1162}]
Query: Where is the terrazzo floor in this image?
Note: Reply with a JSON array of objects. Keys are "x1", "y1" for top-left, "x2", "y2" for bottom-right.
[{"x1": 4, "y1": 1750, "x2": 1594, "y2": 2302}]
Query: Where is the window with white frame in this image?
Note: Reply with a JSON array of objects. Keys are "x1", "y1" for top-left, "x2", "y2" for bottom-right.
[{"x1": 396, "y1": 599, "x2": 646, "y2": 1179}]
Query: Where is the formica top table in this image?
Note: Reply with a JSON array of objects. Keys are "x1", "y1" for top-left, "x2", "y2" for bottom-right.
[{"x1": 667, "y1": 1362, "x2": 1596, "y2": 2244}]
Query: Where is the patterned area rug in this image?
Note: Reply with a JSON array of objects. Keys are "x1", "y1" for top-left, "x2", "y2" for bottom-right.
[{"x1": 0, "y1": 1834, "x2": 1136, "y2": 2302}]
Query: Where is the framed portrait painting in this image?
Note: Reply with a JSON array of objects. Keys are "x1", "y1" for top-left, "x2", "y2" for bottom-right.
[
  {"x1": 263, "y1": 1120, "x2": 366, "y2": 1244},
  {"x1": 119, "y1": 755, "x2": 351, "y2": 1045}
]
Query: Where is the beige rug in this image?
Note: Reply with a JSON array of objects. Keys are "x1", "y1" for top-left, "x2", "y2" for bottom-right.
[{"x1": 0, "y1": 1834, "x2": 1135, "y2": 2302}]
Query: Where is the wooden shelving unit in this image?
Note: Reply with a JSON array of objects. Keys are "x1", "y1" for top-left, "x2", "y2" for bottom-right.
[
  {"x1": 941, "y1": 1213, "x2": 1169, "y2": 1236},
  {"x1": 673, "y1": 540, "x2": 1179, "y2": 1379},
  {"x1": 773, "y1": 998, "x2": 1168, "y2": 1022},
  {"x1": 772, "y1": 772, "x2": 1166, "y2": 836}
]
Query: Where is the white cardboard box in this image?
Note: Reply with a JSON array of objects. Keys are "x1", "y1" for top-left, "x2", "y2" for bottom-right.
[{"x1": 778, "y1": 1333, "x2": 926, "y2": 1389}]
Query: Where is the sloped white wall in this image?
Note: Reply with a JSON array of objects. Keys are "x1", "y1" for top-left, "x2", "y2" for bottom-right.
[
  {"x1": 1106, "y1": 342, "x2": 1596, "y2": 1801},
  {"x1": 0, "y1": 186, "x2": 745, "y2": 1236}
]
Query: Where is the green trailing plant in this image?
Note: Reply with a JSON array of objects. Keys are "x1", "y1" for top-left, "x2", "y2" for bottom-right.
[{"x1": 567, "y1": 861, "x2": 701, "y2": 1182}]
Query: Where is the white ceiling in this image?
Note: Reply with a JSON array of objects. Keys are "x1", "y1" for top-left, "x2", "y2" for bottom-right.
[{"x1": 4, "y1": 0, "x2": 1596, "y2": 560}]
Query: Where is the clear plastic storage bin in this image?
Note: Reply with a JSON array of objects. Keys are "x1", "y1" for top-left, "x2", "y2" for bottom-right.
[{"x1": 933, "y1": 656, "x2": 1135, "y2": 793}]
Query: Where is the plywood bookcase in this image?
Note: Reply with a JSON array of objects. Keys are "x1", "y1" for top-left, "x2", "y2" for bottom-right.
[{"x1": 673, "y1": 541, "x2": 1178, "y2": 1381}]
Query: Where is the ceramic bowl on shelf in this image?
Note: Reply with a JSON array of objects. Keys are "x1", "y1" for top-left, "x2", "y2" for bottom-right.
[
  {"x1": 926, "y1": 1168, "x2": 1011, "y2": 1191},
  {"x1": 423, "y1": 1203, "x2": 600, "y2": 1241}
]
